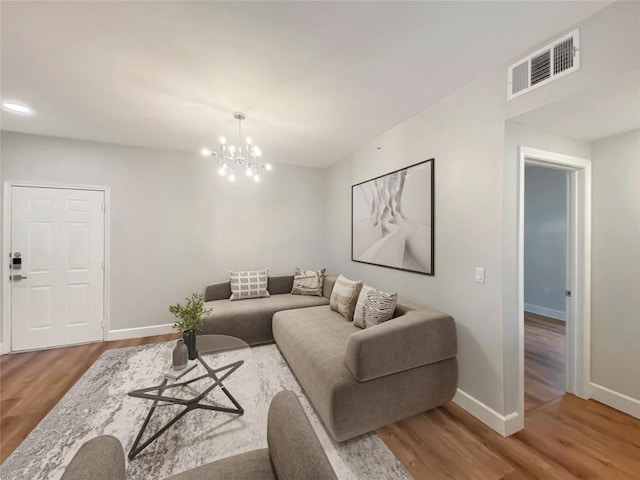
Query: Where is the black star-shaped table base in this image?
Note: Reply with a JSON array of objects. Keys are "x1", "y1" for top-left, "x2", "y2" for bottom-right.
[{"x1": 127, "y1": 355, "x2": 244, "y2": 460}]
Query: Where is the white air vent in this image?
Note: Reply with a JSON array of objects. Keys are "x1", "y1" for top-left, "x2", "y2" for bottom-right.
[{"x1": 507, "y1": 29, "x2": 580, "y2": 100}]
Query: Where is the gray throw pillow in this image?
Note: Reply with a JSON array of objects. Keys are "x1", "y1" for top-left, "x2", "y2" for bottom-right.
[
  {"x1": 291, "y1": 268, "x2": 326, "y2": 296},
  {"x1": 329, "y1": 274, "x2": 363, "y2": 322},
  {"x1": 229, "y1": 269, "x2": 270, "y2": 300},
  {"x1": 353, "y1": 285, "x2": 398, "y2": 329}
]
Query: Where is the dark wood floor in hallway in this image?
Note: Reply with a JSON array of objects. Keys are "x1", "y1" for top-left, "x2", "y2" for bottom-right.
[
  {"x1": 2, "y1": 332, "x2": 639, "y2": 479},
  {"x1": 524, "y1": 312, "x2": 566, "y2": 413}
]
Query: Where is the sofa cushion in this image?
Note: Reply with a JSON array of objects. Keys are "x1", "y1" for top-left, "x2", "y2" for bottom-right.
[
  {"x1": 268, "y1": 275, "x2": 294, "y2": 295},
  {"x1": 267, "y1": 390, "x2": 338, "y2": 480},
  {"x1": 291, "y1": 268, "x2": 326, "y2": 296},
  {"x1": 353, "y1": 285, "x2": 397, "y2": 329},
  {"x1": 323, "y1": 275, "x2": 336, "y2": 299},
  {"x1": 164, "y1": 449, "x2": 276, "y2": 480},
  {"x1": 329, "y1": 275, "x2": 362, "y2": 321},
  {"x1": 230, "y1": 269, "x2": 270, "y2": 300},
  {"x1": 202, "y1": 294, "x2": 329, "y2": 345}
]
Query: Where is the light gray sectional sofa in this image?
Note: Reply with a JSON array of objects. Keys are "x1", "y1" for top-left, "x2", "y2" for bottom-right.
[{"x1": 203, "y1": 274, "x2": 458, "y2": 442}]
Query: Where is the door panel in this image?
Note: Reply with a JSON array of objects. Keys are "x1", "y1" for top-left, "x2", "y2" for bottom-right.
[{"x1": 11, "y1": 186, "x2": 105, "y2": 351}]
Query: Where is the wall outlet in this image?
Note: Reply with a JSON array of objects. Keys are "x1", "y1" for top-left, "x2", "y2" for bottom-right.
[{"x1": 475, "y1": 267, "x2": 485, "y2": 284}]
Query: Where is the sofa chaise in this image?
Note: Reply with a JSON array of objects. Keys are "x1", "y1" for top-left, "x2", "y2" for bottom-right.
[{"x1": 202, "y1": 273, "x2": 458, "y2": 442}]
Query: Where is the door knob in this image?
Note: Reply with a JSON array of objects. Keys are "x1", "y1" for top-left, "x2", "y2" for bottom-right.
[{"x1": 10, "y1": 274, "x2": 27, "y2": 281}]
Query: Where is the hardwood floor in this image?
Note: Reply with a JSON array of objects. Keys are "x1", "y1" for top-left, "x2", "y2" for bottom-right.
[
  {"x1": 378, "y1": 313, "x2": 639, "y2": 479},
  {"x1": 2, "y1": 333, "x2": 640, "y2": 479},
  {"x1": 0, "y1": 334, "x2": 179, "y2": 463},
  {"x1": 524, "y1": 312, "x2": 566, "y2": 414},
  {"x1": 378, "y1": 394, "x2": 640, "y2": 479}
]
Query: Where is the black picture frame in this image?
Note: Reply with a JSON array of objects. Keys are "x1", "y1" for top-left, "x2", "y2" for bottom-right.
[{"x1": 351, "y1": 158, "x2": 435, "y2": 276}]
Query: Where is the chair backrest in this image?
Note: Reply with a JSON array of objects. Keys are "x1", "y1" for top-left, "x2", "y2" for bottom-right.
[
  {"x1": 267, "y1": 390, "x2": 338, "y2": 480},
  {"x1": 60, "y1": 435, "x2": 126, "y2": 480}
]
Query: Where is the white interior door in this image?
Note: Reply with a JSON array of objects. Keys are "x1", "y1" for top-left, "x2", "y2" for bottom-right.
[{"x1": 10, "y1": 186, "x2": 105, "y2": 351}]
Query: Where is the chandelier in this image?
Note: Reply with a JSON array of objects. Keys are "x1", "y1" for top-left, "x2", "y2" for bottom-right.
[{"x1": 201, "y1": 112, "x2": 272, "y2": 183}]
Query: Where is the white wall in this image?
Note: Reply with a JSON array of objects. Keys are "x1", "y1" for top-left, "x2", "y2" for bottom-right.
[
  {"x1": 501, "y1": 0, "x2": 637, "y2": 419},
  {"x1": 326, "y1": 1, "x2": 638, "y2": 429},
  {"x1": 326, "y1": 69, "x2": 509, "y2": 414},
  {"x1": 524, "y1": 165, "x2": 567, "y2": 319},
  {"x1": 1, "y1": 132, "x2": 327, "y2": 341},
  {"x1": 590, "y1": 129, "x2": 640, "y2": 401}
]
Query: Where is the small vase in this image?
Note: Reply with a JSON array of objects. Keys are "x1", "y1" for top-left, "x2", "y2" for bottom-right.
[
  {"x1": 172, "y1": 339, "x2": 188, "y2": 370},
  {"x1": 183, "y1": 332, "x2": 198, "y2": 360}
]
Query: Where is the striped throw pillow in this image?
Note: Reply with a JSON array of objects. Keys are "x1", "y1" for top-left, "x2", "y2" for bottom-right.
[
  {"x1": 229, "y1": 269, "x2": 270, "y2": 301},
  {"x1": 329, "y1": 275, "x2": 363, "y2": 321},
  {"x1": 353, "y1": 285, "x2": 398, "y2": 329},
  {"x1": 291, "y1": 268, "x2": 326, "y2": 296}
]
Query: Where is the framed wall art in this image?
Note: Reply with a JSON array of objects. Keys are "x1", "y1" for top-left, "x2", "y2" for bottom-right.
[{"x1": 351, "y1": 159, "x2": 434, "y2": 275}]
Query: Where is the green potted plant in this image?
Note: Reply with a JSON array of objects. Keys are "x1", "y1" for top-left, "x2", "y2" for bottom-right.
[{"x1": 169, "y1": 293, "x2": 212, "y2": 360}]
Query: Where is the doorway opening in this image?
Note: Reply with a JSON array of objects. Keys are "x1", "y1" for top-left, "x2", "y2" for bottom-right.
[
  {"x1": 516, "y1": 147, "x2": 591, "y2": 426},
  {"x1": 523, "y1": 165, "x2": 568, "y2": 414}
]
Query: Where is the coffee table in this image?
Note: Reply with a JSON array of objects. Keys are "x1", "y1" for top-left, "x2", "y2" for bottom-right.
[{"x1": 127, "y1": 335, "x2": 251, "y2": 459}]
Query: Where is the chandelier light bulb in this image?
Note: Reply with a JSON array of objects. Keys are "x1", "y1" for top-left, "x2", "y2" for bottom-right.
[{"x1": 202, "y1": 113, "x2": 270, "y2": 185}]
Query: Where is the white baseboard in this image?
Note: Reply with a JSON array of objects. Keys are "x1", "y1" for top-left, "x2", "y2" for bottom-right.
[
  {"x1": 0, "y1": 342, "x2": 8, "y2": 354},
  {"x1": 524, "y1": 303, "x2": 566, "y2": 321},
  {"x1": 107, "y1": 323, "x2": 175, "y2": 341},
  {"x1": 453, "y1": 388, "x2": 522, "y2": 436},
  {"x1": 589, "y1": 382, "x2": 640, "y2": 419}
]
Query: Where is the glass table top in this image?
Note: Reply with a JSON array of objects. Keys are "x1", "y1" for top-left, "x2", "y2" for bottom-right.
[{"x1": 196, "y1": 334, "x2": 250, "y2": 356}]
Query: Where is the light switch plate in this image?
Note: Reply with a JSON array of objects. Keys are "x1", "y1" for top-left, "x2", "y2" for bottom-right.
[{"x1": 475, "y1": 267, "x2": 485, "y2": 284}]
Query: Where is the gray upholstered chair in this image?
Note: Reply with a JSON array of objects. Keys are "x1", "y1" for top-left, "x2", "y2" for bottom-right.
[{"x1": 61, "y1": 390, "x2": 338, "y2": 480}]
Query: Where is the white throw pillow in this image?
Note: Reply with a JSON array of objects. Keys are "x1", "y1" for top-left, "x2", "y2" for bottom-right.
[
  {"x1": 329, "y1": 274, "x2": 363, "y2": 322},
  {"x1": 291, "y1": 268, "x2": 326, "y2": 296},
  {"x1": 229, "y1": 269, "x2": 270, "y2": 300},
  {"x1": 353, "y1": 285, "x2": 397, "y2": 329}
]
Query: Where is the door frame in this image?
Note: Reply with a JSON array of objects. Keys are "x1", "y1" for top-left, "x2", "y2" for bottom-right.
[
  {"x1": 516, "y1": 147, "x2": 591, "y2": 424},
  {"x1": 1, "y1": 181, "x2": 111, "y2": 353}
]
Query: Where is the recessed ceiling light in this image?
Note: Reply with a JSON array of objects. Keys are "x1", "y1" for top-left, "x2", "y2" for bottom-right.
[{"x1": 2, "y1": 101, "x2": 34, "y2": 115}]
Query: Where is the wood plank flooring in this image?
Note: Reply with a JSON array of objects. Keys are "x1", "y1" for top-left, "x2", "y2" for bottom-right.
[
  {"x1": 379, "y1": 394, "x2": 640, "y2": 479},
  {"x1": 2, "y1": 332, "x2": 640, "y2": 479},
  {"x1": 0, "y1": 334, "x2": 179, "y2": 463},
  {"x1": 524, "y1": 312, "x2": 566, "y2": 414}
]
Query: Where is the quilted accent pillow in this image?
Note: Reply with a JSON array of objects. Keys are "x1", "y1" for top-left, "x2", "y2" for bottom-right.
[
  {"x1": 353, "y1": 285, "x2": 398, "y2": 329},
  {"x1": 329, "y1": 274, "x2": 363, "y2": 322},
  {"x1": 229, "y1": 269, "x2": 270, "y2": 301},
  {"x1": 291, "y1": 268, "x2": 326, "y2": 296}
]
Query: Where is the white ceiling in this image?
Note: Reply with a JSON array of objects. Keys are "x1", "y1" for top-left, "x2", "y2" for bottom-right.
[
  {"x1": 1, "y1": 1, "x2": 612, "y2": 167},
  {"x1": 510, "y1": 69, "x2": 640, "y2": 143}
]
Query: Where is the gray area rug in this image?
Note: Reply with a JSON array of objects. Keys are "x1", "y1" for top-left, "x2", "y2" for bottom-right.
[{"x1": 1, "y1": 342, "x2": 412, "y2": 480}]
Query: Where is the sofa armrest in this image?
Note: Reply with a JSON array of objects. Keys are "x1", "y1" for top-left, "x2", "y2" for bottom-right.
[
  {"x1": 267, "y1": 390, "x2": 338, "y2": 480},
  {"x1": 205, "y1": 280, "x2": 232, "y2": 301},
  {"x1": 61, "y1": 435, "x2": 126, "y2": 480},
  {"x1": 344, "y1": 310, "x2": 457, "y2": 382}
]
